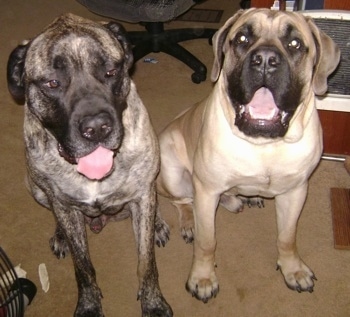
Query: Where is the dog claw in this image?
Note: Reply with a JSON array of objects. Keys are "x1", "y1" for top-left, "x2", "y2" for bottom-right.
[
  {"x1": 185, "y1": 282, "x2": 219, "y2": 303},
  {"x1": 257, "y1": 199, "x2": 265, "y2": 208},
  {"x1": 239, "y1": 196, "x2": 264, "y2": 209},
  {"x1": 185, "y1": 237, "x2": 194, "y2": 244},
  {"x1": 181, "y1": 228, "x2": 194, "y2": 244}
]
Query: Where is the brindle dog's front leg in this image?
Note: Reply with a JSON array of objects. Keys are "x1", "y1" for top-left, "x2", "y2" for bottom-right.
[
  {"x1": 129, "y1": 187, "x2": 173, "y2": 317},
  {"x1": 52, "y1": 202, "x2": 103, "y2": 317},
  {"x1": 275, "y1": 183, "x2": 316, "y2": 293}
]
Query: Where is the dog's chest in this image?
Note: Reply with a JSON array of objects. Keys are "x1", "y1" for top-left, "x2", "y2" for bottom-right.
[
  {"x1": 203, "y1": 110, "x2": 321, "y2": 197},
  {"x1": 56, "y1": 178, "x2": 134, "y2": 217},
  {"x1": 222, "y1": 149, "x2": 315, "y2": 197},
  {"x1": 230, "y1": 169, "x2": 297, "y2": 197},
  {"x1": 78, "y1": 182, "x2": 115, "y2": 205}
]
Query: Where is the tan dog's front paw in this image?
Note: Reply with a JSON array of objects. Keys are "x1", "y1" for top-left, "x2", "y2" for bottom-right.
[
  {"x1": 277, "y1": 258, "x2": 316, "y2": 293},
  {"x1": 185, "y1": 273, "x2": 219, "y2": 303}
]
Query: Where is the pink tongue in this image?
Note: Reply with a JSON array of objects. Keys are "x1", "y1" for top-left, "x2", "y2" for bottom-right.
[
  {"x1": 77, "y1": 146, "x2": 114, "y2": 180},
  {"x1": 246, "y1": 87, "x2": 278, "y2": 119}
]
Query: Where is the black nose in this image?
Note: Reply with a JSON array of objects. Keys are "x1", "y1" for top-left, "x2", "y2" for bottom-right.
[
  {"x1": 79, "y1": 112, "x2": 113, "y2": 141},
  {"x1": 251, "y1": 47, "x2": 281, "y2": 72}
]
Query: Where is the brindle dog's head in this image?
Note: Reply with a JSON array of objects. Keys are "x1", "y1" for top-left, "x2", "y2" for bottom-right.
[
  {"x1": 7, "y1": 13, "x2": 133, "y2": 161},
  {"x1": 211, "y1": 9, "x2": 340, "y2": 138}
]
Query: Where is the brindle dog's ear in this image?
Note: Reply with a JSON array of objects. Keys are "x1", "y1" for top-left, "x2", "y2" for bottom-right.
[
  {"x1": 211, "y1": 9, "x2": 245, "y2": 82},
  {"x1": 105, "y1": 22, "x2": 134, "y2": 70},
  {"x1": 7, "y1": 41, "x2": 30, "y2": 104},
  {"x1": 307, "y1": 17, "x2": 341, "y2": 95}
]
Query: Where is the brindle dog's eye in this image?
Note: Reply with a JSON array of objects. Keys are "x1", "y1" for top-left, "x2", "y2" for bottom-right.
[
  {"x1": 236, "y1": 33, "x2": 248, "y2": 44},
  {"x1": 288, "y1": 39, "x2": 301, "y2": 50},
  {"x1": 105, "y1": 69, "x2": 118, "y2": 77},
  {"x1": 45, "y1": 79, "x2": 60, "y2": 89}
]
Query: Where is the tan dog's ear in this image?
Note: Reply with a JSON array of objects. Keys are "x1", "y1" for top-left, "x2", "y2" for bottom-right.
[
  {"x1": 211, "y1": 9, "x2": 245, "y2": 82},
  {"x1": 307, "y1": 17, "x2": 341, "y2": 95}
]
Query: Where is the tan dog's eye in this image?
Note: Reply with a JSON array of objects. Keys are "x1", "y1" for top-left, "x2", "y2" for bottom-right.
[
  {"x1": 288, "y1": 39, "x2": 301, "y2": 49},
  {"x1": 45, "y1": 79, "x2": 60, "y2": 89},
  {"x1": 236, "y1": 33, "x2": 249, "y2": 44},
  {"x1": 105, "y1": 69, "x2": 118, "y2": 77}
]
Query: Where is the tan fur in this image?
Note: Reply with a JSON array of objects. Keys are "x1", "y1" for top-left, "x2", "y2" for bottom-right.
[{"x1": 157, "y1": 9, "x2": 340, "y2": 302}]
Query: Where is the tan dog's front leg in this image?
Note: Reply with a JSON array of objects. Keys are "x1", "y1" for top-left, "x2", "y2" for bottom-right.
[
  {"x1": 275, "y1": 183, "x2": 316, "y2": 292},
  {"x1": 186, "y1": 176, "x2": 220, "y2": 303}
]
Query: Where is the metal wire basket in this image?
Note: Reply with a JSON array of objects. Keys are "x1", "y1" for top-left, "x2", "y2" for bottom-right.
[{"x1": 0, "y1": 247, "x2": 24, "y2": 317}]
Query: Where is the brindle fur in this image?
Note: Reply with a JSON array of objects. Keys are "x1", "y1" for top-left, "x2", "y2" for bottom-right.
[{"x1": 7, "y1": 13, "x2": 172, "y2": 317}]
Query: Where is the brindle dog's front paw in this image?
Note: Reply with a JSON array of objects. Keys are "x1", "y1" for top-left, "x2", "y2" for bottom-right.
[
  {"x1": 186, "y1": 272, "x2": 219, "y2": 303},
  {"x1": 74, "y1": 287, "x2": 104, "y2": 317},
  {"x1": 49, "y1": 227, "x2": 70, "y2": 259},
  {"x1": 74, "y1": 304, "x2": 104, "y2": 317},
  {"x1": 155, "y1": 217, "x2": 170, "y2": 248},
  {"x1": 138, "y1": 288, "x2": 173, "y2": 317}
]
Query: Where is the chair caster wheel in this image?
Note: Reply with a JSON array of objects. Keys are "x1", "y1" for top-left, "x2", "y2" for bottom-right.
[{"x1": 191, "y1": 72, "x2": 206, "y2": 84}]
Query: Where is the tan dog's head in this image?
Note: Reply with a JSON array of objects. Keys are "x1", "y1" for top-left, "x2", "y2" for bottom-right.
[{"x1": 212, "y1": 9, "x2": 340, "y2": 138}]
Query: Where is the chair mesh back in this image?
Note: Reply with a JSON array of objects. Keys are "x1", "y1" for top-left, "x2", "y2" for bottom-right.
[
  {"x1": 77, "y1": 0, "x2": 196, "y2": 22},
  {"x1": 313, "y1": 18, "x2": 350, "y2": 95}
]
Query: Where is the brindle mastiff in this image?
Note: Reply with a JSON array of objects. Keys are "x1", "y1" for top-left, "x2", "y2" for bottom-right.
[
  {"x1": 157, "y1": 9, "x2": 340, "y2": 302},
  {"x1": 7, "y1": 13, "x2": 172, "y2": 317}
]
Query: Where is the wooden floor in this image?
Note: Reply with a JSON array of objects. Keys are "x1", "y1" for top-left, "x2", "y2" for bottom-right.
[{"x1": 331, "y1": 188, "x2": 350, "y2": 249}]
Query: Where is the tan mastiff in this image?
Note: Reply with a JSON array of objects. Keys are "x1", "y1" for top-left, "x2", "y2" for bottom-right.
[{"x1": 157, "y1": 8, "x2": 340, "y2": 302}]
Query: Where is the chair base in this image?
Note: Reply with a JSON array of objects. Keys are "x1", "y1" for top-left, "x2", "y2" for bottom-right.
[{"x1": 128, "y1": 22, "x2": 217, "y2": 83}]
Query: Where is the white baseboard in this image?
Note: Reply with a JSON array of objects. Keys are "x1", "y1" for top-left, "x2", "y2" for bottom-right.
[{"x1": 316, "y1": 94, "x2": 350, "y2": 112}]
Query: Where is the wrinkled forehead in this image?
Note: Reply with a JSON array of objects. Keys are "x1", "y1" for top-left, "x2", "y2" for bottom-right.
[
  {"x1": 227, "y1": 9, "x2": 312, "y2": 42},
  {"x1": 26, "y1": 20, "x2": 123, "y2": 73}
]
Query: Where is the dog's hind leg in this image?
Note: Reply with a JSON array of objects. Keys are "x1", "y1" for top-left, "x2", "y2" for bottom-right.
[
  {"x1": 154, "y1": 204, "x2": 170, "y2": 247},
  {"x1": 220, "y1": 193, "x2": 264, "y2": 212},
  {"x1": 171, "y1": 200, "x2": 194, "y2": 243},
  {"x1": 157, "y1": 162, "x2": 195, "y2": 243},
  {"x1": 219, "y1": 193, "x2": 244, "y2": 212},
  {"x1": 238, "y1": 195, "x2": 265, "y2": 208}
]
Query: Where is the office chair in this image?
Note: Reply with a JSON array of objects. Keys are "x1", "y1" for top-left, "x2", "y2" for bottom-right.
[{"x1": 77, "y1": 0, "x2": 217, "y2": 83}]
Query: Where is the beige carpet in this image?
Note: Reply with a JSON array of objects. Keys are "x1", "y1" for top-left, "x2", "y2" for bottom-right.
[{"x1": 1, "y1": 1, "x2": 350, "y2": 316}]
